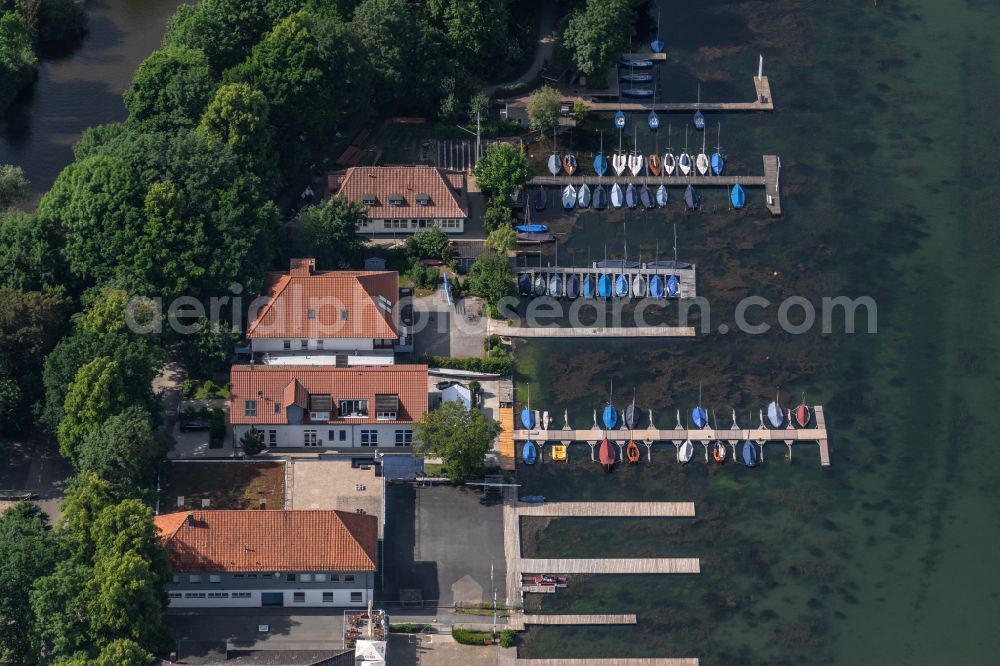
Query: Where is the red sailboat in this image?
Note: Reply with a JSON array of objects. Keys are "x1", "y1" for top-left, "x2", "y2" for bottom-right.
[
  {"x1": 795, "y1": 394, "x2": 811, "y2": 427},
  {"x1": 599, "y1": 437, "x2": 615, "y2": 472},
  {"x1": 647, "y1": 153, "x2": 661, "y2": 176}
]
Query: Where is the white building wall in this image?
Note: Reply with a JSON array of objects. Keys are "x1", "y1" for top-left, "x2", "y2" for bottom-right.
[
  {"x1": 363, "y1": 217, "x2": 464, "y2": 234},
  {"x1": 236, "y1": 423, "x2": 415, "y2": 449},
  {"x1": 251, "y1": 337, "x2": 376, "y2": 353},
  {"x1": 166, "y1": 587, "x2": 371, "y2": 608}
]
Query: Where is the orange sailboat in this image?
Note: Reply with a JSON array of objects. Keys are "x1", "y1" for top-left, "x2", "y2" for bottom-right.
[{"x1": 626, "y1": 440, "x2": 641, "y2": 464}]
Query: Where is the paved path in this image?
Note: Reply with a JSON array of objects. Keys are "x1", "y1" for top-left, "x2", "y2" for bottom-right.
[{"x1": 483, "y1": 4, "x2": 558, "y2": 96}]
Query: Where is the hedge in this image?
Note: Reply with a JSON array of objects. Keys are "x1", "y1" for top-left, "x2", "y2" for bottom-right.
[
  {"x1": 452, "y1": 628, "x2": 493, "y2": 646},
  {"x1": 420, "y1": 354, "x2": 512, "y2": 376}
]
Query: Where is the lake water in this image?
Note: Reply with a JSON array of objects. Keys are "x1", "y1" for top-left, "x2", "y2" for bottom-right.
[
  {"x1": 0, "y1": 0, "x2": 183, "y2": 196},
  {"x1": 514, "y1": 0, "x2": 1000, "y2": 663}
]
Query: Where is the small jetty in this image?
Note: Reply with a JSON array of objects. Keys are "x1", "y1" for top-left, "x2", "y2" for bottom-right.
[
  {"x1": 513, "y1": 406, "x2": 831, "y2": 467},
  {"x1": 528, "y1": 155, "x2": 782, "y2": 216},
  {"x1": 489, "y1": 323, "x2": 696, "y2": 339},
  {"x1": 584, "y1": 73, "x2": 773, "y2": 113},
  {"x1": 508, "y1": 613, "x2": 637, "y2": 630},
  {"x1": 515, "y1": 263, "x2": 697, "y2": 299}
]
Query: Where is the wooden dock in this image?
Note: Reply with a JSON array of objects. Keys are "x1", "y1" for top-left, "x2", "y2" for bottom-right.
[
  {"x1": 503, "y1": 497, "x2": 700, "y2": 606},
  {"x1": 515, "y1": 263, "x2": 697, "y2": 300},
  {"x1": 498, "y1": 379, "x2": 515, "y2": 470},
  {"x1": 528, "y1": 156, "x2": 782, "y2": 216},
  {"x1": 513, "y1": 406, "x2": 830, "y2": 467},
  {"x1": 489, "y1": 323, "x2": 696, "y2": 339},
  {"x1": 509, "y1": 613, "x2": 637, "y2": 630},
  {"x1": 584, "y1": 75, "x2": 773, "y2": 112}
]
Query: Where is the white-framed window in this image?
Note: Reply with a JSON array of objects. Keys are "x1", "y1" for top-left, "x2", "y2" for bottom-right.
[
  {"x1": 376, "y1": 411, "x2": 396, "y2": 420},
  {"x1": 293, "y1": 592, "x2": 305, "y2": 603},
  {"x1": 360, "y1": 430, "x2": 378, "y2": 446},
  {"x1": 299, "y1": 573, "x2": 313, "y2": 582},
  {"x1": 304, "y1": 430, "x2": 318, "y2": 446},
  {"x1": 307, "y1": 308, "x2": 316, "y2": 320},
  {"x1": 350, "y1": 592, "x2": 362, "y2": 603},
  {"x1": 339, "y1": 399, "x2": 368, "y2": 417},
  {"x1": 189, "y1": 575, "x2": 201, "y2": 584},
  {"x1": 322, "y1": 592, "x2": 334, "y2": 603},
  {"x1": 168, "y1": 592, "x2": 182, "y2": 599},
  {"x1": 244, "y1": 400, "x2": 256, "y2": 417},
  {"x1": 208, "y1": 592, "x2": 229, "y2": 598},
  {"x1": 395, "y1": 429, "x2": 413, "y2": 446},
  {"x1": 209, "y1": 574, "x2": 221, "y2": 583},
  {"x1": 232, "y1": 592, "x2": 251, "y2": 599},
  {"x1": 314, "y1": 573, "x2": 328, "y2": 582},
  {"x1": 268, "y1": 430, "x2": 277, "y2": 447},
  {"x1": 185, "y1": 592, "x2": 206, "y2": 598}
]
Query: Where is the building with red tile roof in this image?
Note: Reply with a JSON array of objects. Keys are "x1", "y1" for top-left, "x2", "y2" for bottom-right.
[
  {"x1": 156, "y1": 509, "x2": 377, "y2": 608},
  {"x1": 247, "y1": 259, "x2": 407, "y2": 364},
  {"x1": 326, "y1": 166, "x2": 468, "y2": 234},
  {"x1": 229, "y1": 364, "x2": 427, "y2": 449}
]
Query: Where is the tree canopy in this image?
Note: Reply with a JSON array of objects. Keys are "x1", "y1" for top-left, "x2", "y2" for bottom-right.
[
  {"x1": 0, "y1": 11, "x2": 36, "y2": 111},
  {"x1": 467, "y1": 251, "x2": 515, "y2": 312},
  {"x1": 526, "y1": 86, "x2": 562, "y2": 134},
  {"x1": 414, "y1": 400, "x2": 499, "y2": 481},
  {"x1": 0, "y1": 163, "x2": 29, "y2": 208},
  {"x1": 561, "y1": 0, "x2": 634, "y2": 79},
  {"x1": 294, "y1": 195, "x2": 366, "y2": 269},
  {"x1": 124, "y1": 46, "x2": 215, "y2": 130},
  {"x1": 57, "y1": 356, "x2": 128, "y2": 464},
  {"x1": 474, "y1": 143, "x2": 531, "y2": 201}
]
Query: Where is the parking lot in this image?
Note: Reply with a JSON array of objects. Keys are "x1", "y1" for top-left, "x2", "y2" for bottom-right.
[{"x1": 381, "y1": 484, "x2": 505, "y2": 607}]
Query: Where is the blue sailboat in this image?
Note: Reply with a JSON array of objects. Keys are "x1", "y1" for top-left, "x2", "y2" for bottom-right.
[
  {"x1": 523, "y1": 440, "x2": 538, "y2": 465},
  {"x1": 520, "y1": 406, "x2": 535, "y2": 429},
  {"x1": 651, "y1": 11, "x2": 664, "y2": 53},
  {"x1": 516, "y1": 224, "x2": 548, "y2": 233},
  {"x1": 730, "y1": 183, "x2": 746, "y2": 209},
  {"x1": 656, "y1": 184, "x2": 668, "y2": 206},
  {"x1": 598, "y1": 273, "x2": 612, "y2": 298},
  {"x1": 594, "y1": 130, "x2": 608, "y2": 176},
  {"x1": 693, "y1": 84, "x2": 705, "y2": 130},
  {"x1": 625, "y1": 183, "x2": 638, "y2": 208},
  {"x1": 647, "y1": 110, "x2": 660, "y2": 130},
  {"x1": 583, "y1": 274, "x2": 596, "y2": 299},
  {"x1": 621, "y1": 58, "x2": 653, "y2": 69},
  {"x1": 615, "y1": 273, "x2": 629, "y2": 297},
  {"x1": 650, "y1": 274, "x2": 664, "y2": 298},
  {"x1": 602, "y1": 402, "x2": 618, "y2": 429},
  {"x1": 614, "y1": 110, "x2": 626, "y2": 130},
  {"x1": 593, "y1": 184, "x2": 608, "y2": 210},
  {"x1": 621, "y1": 73, "x2": 653, "y2": 83},
  {"x1": 691, "y1": 385, "x2": 707, "y2": 429},
  {"x1": 711, "y1": 124, "x2": 725, "y2": 175},
  {"x1": 566, "y1": 274, "x2": 580, "y2": 299},
  {"x1": 622, "y1": 88, "x2": 654, "y2": 98},
  {"x1": 517, "y1": 274, "x2": 531, "y2": 296},
  {"x1": 741, "y1": 440, "x2": 758, "y2": 467}
]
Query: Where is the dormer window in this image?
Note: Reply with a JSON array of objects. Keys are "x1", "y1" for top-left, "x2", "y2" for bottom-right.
[
  {"x1": 307, "y1": 308, "x2": 316, "y2": 319},
  {"x1": 339, "y1": 399, "x2": 368, "y2": 417},
  {"x1": 308, "y1": 394, "x2": 332, "y2": 420},
  {"x1": 362, "y1": 194, "x2": 377, "y2": 206},
  {"x1": 388, "y1": 194, "x2": 405, "y2": 206},
  {"x1": 340, "y1": 309, "x2": 348, "y2": 321},
  {"x1": 244, "y1": 400, "x2": 257, "y2": 416},
  {"x1": 416, "y1": 193, "x2": 431, "y2": 206},
  {"x1": 375, "y1": 394, "x2": 399, "y2": 420}
]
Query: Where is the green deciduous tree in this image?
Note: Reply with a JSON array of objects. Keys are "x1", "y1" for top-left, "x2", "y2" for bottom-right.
[
  {"x1": 56, "y1": 473, "x2": 113, "y2": 565},
  {"x1": 57, "y1": 356, "x2": 128, "y2": 464},
  {"x1": 485, "y1": 225, "x2": 516, "y2": 253},
  {"x1": 0, "y1": 11, "x2": 37, "y2": 111},
  {"x1": 93, "y1": 639, "x2": 155, "y2": 666},
  {"x1": 469, "y1": 92, "x2": 490, "y2": 125},
  {"x1": 0, "y1": 210, "x2": 64, "y2": 291},
  {"x1": 196, "y1": 82, "x2": 271, "y2": 157},
  {"x1": 466, "y1": 251, "x2": 515, "y2": 311},
  {"x1": 473, "y1": 143, "x2": 530, "y2": 201},
  {"x1": 406, "y1": 228, "x2": 452, "y2": 261},
  {"x1": 294, "y1": 195, "x2": 366, "y2": 268},
  {"x1": 162, "y1": 0, "x2": 272, "y2": 75},
  {"x1": 241, "y1": 426, "x2": 265, "y2": 455},
  {"x1": 561, "y1": 0, "x2": 634, "y2": 79},
  {"x1": 481, "y1": 200, "x2": 512, "y2": 232},
  {"x1": 77, "y1": 407, "x2": 165, "y2": 500},
  {"x1": 29, "y1": 560, "x2": 93, "y2": 662},
  {"x1": 413, "y1": 400, "x2": 499, "y2": 481},
  {"x1": 0, "y1": 163, "x2": 29, "y2": 207},
  {"x1": 0, "y1": 502, "x2": 57, "y2": 665},
  {"x1": 526, "y1": 86, "x2": 561, "y2": 134},
  {"x1": 123, "y1": 46, "x2": 215, "y2": 130},
  {"x1": 87, "y1": 550, "x2": 165, "y2": 652},
  {"x1": 427, "y1": 0, "x2": 508, "y2": 77}
]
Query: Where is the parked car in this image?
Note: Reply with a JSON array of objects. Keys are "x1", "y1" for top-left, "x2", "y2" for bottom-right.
[{"x1": 179, "y1": 418, "x2": 211, "y2": 432}]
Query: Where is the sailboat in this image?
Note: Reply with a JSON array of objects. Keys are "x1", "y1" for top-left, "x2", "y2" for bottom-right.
[
  {"x1": 628, "y1": 126, "x2": 643, "y2": 176},
  {"x1": 625, "y1": 183, "x2": 638, "y2": 208},
  {"x1": 640, "y1": 184, "x2": 654, "y2": 209},
  {"x1": 626, "y1": 440, "x2": 641, "y2": 464},
  {"x1": 651, "y1": 10, "x2": 664, "y2": 53},
  {"x1": 648, "y1": 110, "x2": 660, "y2": 131},
  {"x1": 548, "y1": 273, "x2": 563, "y2": 298},
  {"x1": 562, "y1": 184, "x2": 576, "y2": 209},
  {"x1": 520, "y1": 386, "x2": 535, "y2": 429},
  {"x1": 683, "y1": 184, "x2": 699, "y2": 210},
  {"x1": 593, "y1": 184, "x2": 608, "y2": 209},
  {"x1": 678, "y1": 439, "x2": 694, "y2": 464},
  {"x1": 656, "y1": 183, "x2": 668, "y2": 206},
  {"x1": 615, "y1": 273, "x2": 629, "y2": 297},
  {"x1": 767, "y1": 390, "x2": 783, "y2": 428},
  {"x1": 566, "y1": 274, "x2": 580, "y2": 299},
  {"x1": 696, "y1": 130, "x2": 709, "y2": 176},
  {"x1": 534, "y1": 186, "x2": 547, "y2": 211},
  {"x1": 548, "y1": 129, "x2": 560, "y2": 175},
  {"x1": 599, "y1": 436, "x2": 615, "y2": 471},
  {"x1": 711, "y1": 412, "x2": 725, "y2": 463},
  {"x1": 693, "y1": 83, "x2": 705, "y2": 130},
  {"x1": 582, "y1": 274, "x2": 596, "y2": 299},
  {"x1": 614, "y1": 109, "x2": 626, "y2": 130},
  {"x1": 650, "y1": 272, "x2": 664, "y2": 298},
  {"x1": 621, "y1": 72, "x2": 653, "y2": 83},
  {"x1": 523, "y1": 440, "x2": 537, "y2": 465},
  {"x1": 795, "y1": 394, "x2": 811, "y2": 427},
  {"x1": 517, "y1": 273, "x2": 531, "y2": 296},
  {"x1": 602, "y1": 384, "x2": 619, "y2": 430},
  {"x1": 664, "y1": 123, "x2": 676, "y2": 176},
  {"x1": 711, "y1": 123, "x2": 725, "y2": 175},
  {"x1": 679, "y1": 127, "x2": 692, "y2": 175},
  {"x1": 691, "y1": 384, "x2": 707, "y2": 429},
  {"x1": 621, "y1": 58, "x2": 653, "y2": 69},
  {"x1": 647, "y1": 153, "x2": 661, "y2": 176},
  {"x1": 577, "y1": 183, "x2": 591, "y2": 208},
  {"x1": 741, "y1": 439, "x2": 759, "y2": 467},
  {"x1": 598, "y1": 273, "x2": 612, "y2": 298},
  {"x1": 730, "y1": 183, "x2": 746, "y2": 209},
  {"x1": 516, "y1": 223, "x2": 548, "y2": 233},
  {"x1": 611, "y1": 183, "x2": 624, "y2": 208},
  {"x1": 612, "y1": 153, "x2": 627, "y2": 176},
  {"x1": 667, "y1": 225, "x2": 680, "y2": 297},
  {"x1": 563, "y1": 153, "x2": 577, "y2": 176},
  {"x1": 624, "y1": 392, "x2": 638, "y2": 430},
  {"x1": 594, "y1": 130, "x2": 608, "y2": 176},
  {"x1": 632, "y1": 273, "x2": 647, "y2": 297}
]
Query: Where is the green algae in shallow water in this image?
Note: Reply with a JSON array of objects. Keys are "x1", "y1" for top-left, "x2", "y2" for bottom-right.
[{"x1": 512, "y1": 0, "x2": 1000, "y2": 663}]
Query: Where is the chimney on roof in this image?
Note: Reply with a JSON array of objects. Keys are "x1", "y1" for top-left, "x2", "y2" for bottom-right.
[
  {"x1": 186, "y1": 511, "x2": 195, "y2": 526},
  {"x1": 289, "y1": 258, "x2": 316, "y2": 276}
]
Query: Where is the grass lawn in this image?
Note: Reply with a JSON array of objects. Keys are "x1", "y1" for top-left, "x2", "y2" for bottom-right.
[{"x1": 161, "y1": 461, "x2": 285, "y2": 511}]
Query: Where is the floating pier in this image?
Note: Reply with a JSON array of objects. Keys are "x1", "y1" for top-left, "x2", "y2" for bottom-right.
[
  {"x1": 515, "y1": 263, "x2": 697, "y2": 299},
  {"x1": 529, "y1": 156, "x2": 782, "y2": 216},
  {"x1": 508, "y1": 614, "x2": 637, "y2": 630},
  {"x1": 489, "y1": 323, "x2": 696, "y2": 339},
  {"x1": 584, "y1": 75, "x2": 773, "y2": 113},
  {"x1": 514, "y1": 406, "x2": 830, "y2": 467}
]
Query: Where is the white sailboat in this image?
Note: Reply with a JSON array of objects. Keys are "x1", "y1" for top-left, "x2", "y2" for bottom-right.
[
  {"x1": 696, "y1": 130, "x2": 710, "y2": 176},
  {"x1": 663, "y1": 123, "x2": 676, "y2": 176},
  {"x1": 679, "y1": 127, "x2": 692, "y2": 176},
  {"x1": 628, "y1": 125, "x2": 643, "y2": 176},
  {"x1": 678, "y1": 439, "x2": 694, "y2": 463}
]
